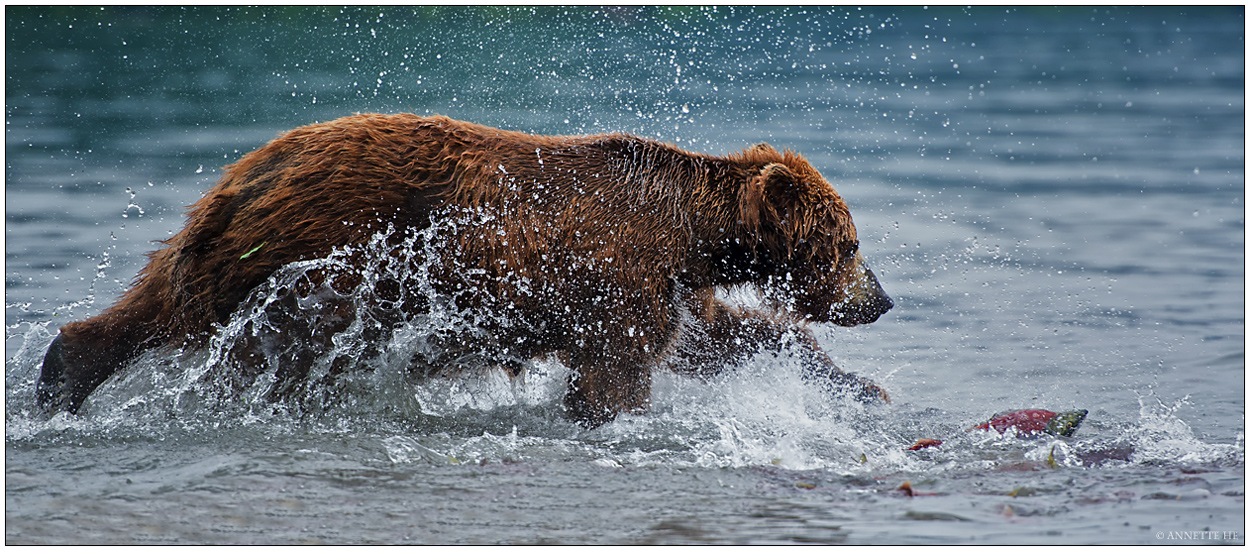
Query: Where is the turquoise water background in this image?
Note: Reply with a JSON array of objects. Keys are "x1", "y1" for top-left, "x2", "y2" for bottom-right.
[{"x1": 6, "y1": 7, "x2": 1244, "y2": 544}]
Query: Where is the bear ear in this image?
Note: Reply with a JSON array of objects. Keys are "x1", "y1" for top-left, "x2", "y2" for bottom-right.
[
  {"x1": 738, "y1": 162, "x2": 799, "y2": 232},
  {"x1": 749, "y1": 142, "x2": 779, "y2": 156},
  {"x1": 759, "y1": 161, "x2": 800, "y2": 195}
]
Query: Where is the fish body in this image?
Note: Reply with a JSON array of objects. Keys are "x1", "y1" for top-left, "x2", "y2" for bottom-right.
[{"x1": 974, "y1": 409, "x2": 1088, "y2": 437}]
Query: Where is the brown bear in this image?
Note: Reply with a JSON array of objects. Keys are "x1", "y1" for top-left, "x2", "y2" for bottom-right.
[{"x1": 37, "y1": 114, "x2": 893, "y2": 427}]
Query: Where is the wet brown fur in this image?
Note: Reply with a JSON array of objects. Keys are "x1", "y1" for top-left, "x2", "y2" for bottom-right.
[{"x1": 39, "y1": 114, "x2": 891, "y2": 426}]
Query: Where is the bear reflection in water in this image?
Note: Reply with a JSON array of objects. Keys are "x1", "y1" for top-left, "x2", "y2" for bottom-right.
[{"x1": 38, "y1": 114, "x2": 892, "y2": 427}]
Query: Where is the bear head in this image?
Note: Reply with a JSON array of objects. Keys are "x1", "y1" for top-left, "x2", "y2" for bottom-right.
[{"x1": 738, "y1": 146, "x2": 893, "y2": 327}]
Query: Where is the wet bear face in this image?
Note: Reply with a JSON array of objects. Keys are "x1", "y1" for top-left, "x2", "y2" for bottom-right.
[{"x1": 739, "y1": 153, "x2": 893, "y2": 326}]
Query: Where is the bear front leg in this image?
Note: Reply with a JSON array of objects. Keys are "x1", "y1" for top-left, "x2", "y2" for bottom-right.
[
  {"x1": 667, "y1": 289, "x2": 888, "y2": 403},
  {"x1": 561, "y1": 351, "x2": 652, "y2": 428},
  {"x1": 786, "y1": 328, "x2": 889, "y2": 404}
]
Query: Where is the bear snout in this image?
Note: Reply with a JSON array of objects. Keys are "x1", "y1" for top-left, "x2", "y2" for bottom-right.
[{"x1": 828, "y1": 253, "x2": 893, "y2": 327}]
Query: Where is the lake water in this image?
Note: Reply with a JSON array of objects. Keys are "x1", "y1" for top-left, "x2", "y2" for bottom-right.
[{"x1": 5, "y1": 6, "x2": 1244, "y2": 544}]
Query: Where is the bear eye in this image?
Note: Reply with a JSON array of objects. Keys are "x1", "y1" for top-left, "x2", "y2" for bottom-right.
[{"x1": 836, "y1": 241, "x2": 859, "y2": 265}]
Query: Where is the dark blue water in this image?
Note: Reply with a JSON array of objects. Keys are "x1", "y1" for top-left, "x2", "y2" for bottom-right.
[{"x1": 6, "y1": 7, "x2": 1244, "y2": 544}]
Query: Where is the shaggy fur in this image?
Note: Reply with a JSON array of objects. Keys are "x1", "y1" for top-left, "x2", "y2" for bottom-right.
[{"x1": 38, "y1": 114, "x2": 893, "y2": 427}]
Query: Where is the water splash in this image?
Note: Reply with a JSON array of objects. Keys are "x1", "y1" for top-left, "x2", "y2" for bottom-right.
[
  {"x1": 5, "y1": 220, "x2": 1240, "y2": 478},
  {"x1": 1126, "y1": 391, "x2": 1243, "y2": 466}
]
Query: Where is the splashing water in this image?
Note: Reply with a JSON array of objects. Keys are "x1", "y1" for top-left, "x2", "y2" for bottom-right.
[{"x1": 7, "y1": 218, "x2": 1238, "y2": 482}]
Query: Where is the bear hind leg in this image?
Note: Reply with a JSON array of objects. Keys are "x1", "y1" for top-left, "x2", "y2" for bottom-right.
[
  {"x1": 37, "y1": 316, "x2": 150, "y2": 414},
  {"x1": 35, "y1": 333, "x2": 94, "y2": 414}
]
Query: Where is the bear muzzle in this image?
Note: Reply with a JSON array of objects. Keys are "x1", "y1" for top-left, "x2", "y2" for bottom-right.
[{"x1": 826, "y1": 252, "x2": 893, "y2": 327}]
